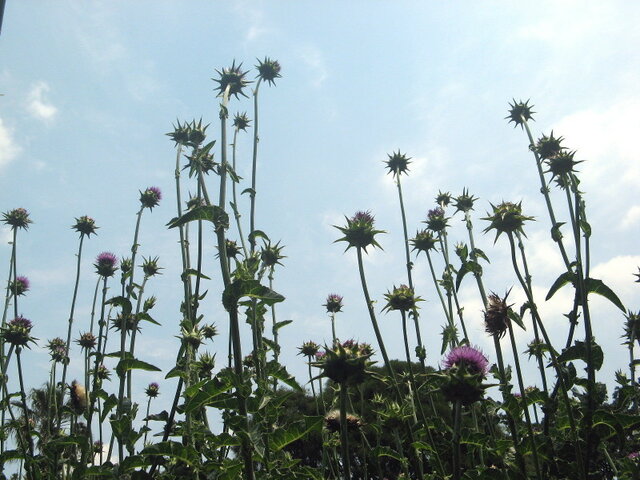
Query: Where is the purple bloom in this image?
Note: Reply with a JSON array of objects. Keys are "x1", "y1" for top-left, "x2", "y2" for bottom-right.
[
  {"x1": 95, "y1": 252, "x2": 118, "y2": 277},
  {"x1": 9, "y1": 316, "x2": 32, "y2": 330},
  {"x1": 628, "y1": 451, "x2": 639, "y2": 460},
  {"x1": 10, "y1": 276, "x2": 30, "y2": 296},
  {"x1": 2, "y1": 315, "x2": 34, "y2": 347},
  {"x1": 428, "y1": 207, "x2": 445, "y2": 219},
  {"x1": 352, "y1": 211, "x2": 374, "y2": 224},
  {"x1": 140, "y1": 186, "x2": 162, "y2": 209},
  {"x1": 443, "y1": 345, "x2": 489, "y2": 377},
  {"x1": 324, "y1": 294, "x2": 343, "y2": 313},
  {"x1": 145, "y1": 382, "x2": 160, "y2": 398},
  {"x1": 2, "y1": 208, "x2": 32, "y2": 230},
  {"x1": 315, "y1": 351, "x2": 326, "y2": 361}
]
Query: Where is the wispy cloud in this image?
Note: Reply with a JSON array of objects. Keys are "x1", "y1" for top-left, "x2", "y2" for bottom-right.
[
  {"x1": 297, "y1": 46, "x2": 328, "y2": 88},
  {"x1": 0, "y1": 118, "x2": 20, "y2": 169},
  {"x1": 26, "y1": 81, "x2": 58, "y2": 121}
]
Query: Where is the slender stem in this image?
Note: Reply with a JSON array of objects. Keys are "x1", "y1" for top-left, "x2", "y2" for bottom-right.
[
  {"x1": 355, "y1": 247, "x2": 400, "y2": 395},
  {"x1": 249, "y1": 78, "x2": 263, "y2": 253},
  {"x1": 127, "y1": 276, "x2": 149, "y2": 400},
  {"x1": 15, "y1": 348, "x2": 35, "y2": 476},
  {"x1": 452, "y1": 400, "x2": 462, "y2": 480},
  {"x1": 59, "y1": 234, "x2": 85, "y2": 429},
  {"x1": 127, "y1": 207, "x2": 145, "y2": 298},
  {"x1": 396, "y1": 176, "x2": 425, "y2": 365},
  {"x1": 330, "y1": 313, "x2": 337, "y2": 344},
  {"x1": 339, "y1": 383, "x2": 351, "y2": 480},
  {"x1": 231, "y1": 127, "x2": 249, "y2": 257},
  {"x1": 307, "y1": 356, "x2": 319, "y2": 415}
]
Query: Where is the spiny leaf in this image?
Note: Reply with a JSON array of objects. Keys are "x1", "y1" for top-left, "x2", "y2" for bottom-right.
[
  {"x1": 140, "y1": 441, "x2": 199, "y2": 467},
  {"x1": 115, "y1": 358, "x2": 161, "y2": 378},
  {"x1": 167, "y1": 204, "x2": 228, "y2": 230},
  {"x1": 265, "y1": 361, "x2": 302, "y2": 391},
  {"x1": 106, "y1": 296, "x2": 132, "y2": 315},
  {"x1": 546, "y1": 271, "x2": 576, "y2": 301},
  {"x1": 222, "y1": 278, "x2": 284, "y2": 311},
  {"x1": 269, "y1": 416, "x2": 322, "y2": 451},
  {"x1": 183, "y1": 377, "x2": 233, "y2": 413},
  {"x1": 181, "y1": 268, "x2": 211, "y2": 281},
  {"x1": 584, "y1": 277, "x2": 625, "y2": 312},
  {"x1": 557, "y1": 340, "x2": 604, "y2": 371}
]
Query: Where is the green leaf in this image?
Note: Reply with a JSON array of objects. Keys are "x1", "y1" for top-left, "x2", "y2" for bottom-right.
[
  {"x1": 183, "y1": 377, "x2": 233, "y2": 413},
  {"x1": 225, "y1": 163, "x2": 242, "y2": 184},
  {"x1": 579, "y1": 219, "x2": 592, "y2": 238},
  {"x1": 273, "y1": 319, "x2": 293, "y2": 331},
  {"x1": 120, "y1": 454, "x2": 148, "y2": 472},
  {"x1": 241, "y1": 187, "x2": 256, "y2": 196},
  {"x1": 411, "y1": 441, "x2": 435, "y2": 453},
  {"x1": 371, "y1": 446, "x2": 406, "y2": 463},
  {"x1": 472, "y1": 247, "x2": 490, "y2": 263},
  {"x1": 248, "y1": 229, "x2": 269, "y2": 244},
  {"x1": 557, "y1": 340, "x2": 604, "y2": 371},
  {"x1": 115, "y1": 358, "x2": 161, "y2": 378},
  {"x1": 106, "y1": 296, "x2": 132, "y2": 315},
  {"x1": 181, "y1": 268, "x2": 211, "y2": 281},
  {"x1": 101, "y1": 394, "x2": 118, "y2": 423},
  {"x1": 507, "y1": 310, "x2": 526, "y2": 331},
  {"x1": 455, "y1": 263, "x2": 469, "y2": 292},
  {"x1": 166, "y1": 204, "x2": 229, "y2": 231},
  {"x1": 222, "y1": 278, "x2": 284, "y2": 310},
  {"x1": 136, "y1": 312, "x2": 160, "y2": 326},
  {"x1": 584, "y1": 277, "x2": 625, "y2": 312},
  {"x1": 265, "y1": 361, "x2": 302, "y2": 391},
  {"x1": 140, "y1": 441, "x2": 199, "y2": 467},
  {"x1": 269, "y1": 416, "x2": 322, "y2": 452},
  {"x1": 545, "y1": 271, "x2": 576, "y2": 301}
]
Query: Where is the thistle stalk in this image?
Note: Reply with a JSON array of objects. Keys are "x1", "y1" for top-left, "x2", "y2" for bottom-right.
[
  {"x1": 339, "y1": 383, "x2": 351, "y2": 480},
  {"x1": 249, "y1": 77, "x2": 263, "y2": 253}
]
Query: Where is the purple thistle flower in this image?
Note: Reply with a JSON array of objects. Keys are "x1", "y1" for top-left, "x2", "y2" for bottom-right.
[
  {"x1": 140, "y1": 186, "x2": 162, "y2": 209},
  {"x1": 314, "y1": 351, "x2": 326, "y2": 361},
  {"x1": 324, "y1": 293, "x2": 343, "y2": 313},
  {"x1": 352, "y1": 211, "x2": 374, "y2": 224},
  {"x1": 145, "y1": 382, "x2": 160, "y2": 398},
  {"x1": 2, "y1": 315, "x2": 35, "y2": 347},
  {"x1": 9, "y1": 276, "x2": 30, "y2": 296},
  {"x1": 443, "y1": 345, "x2": 489, "y2": 377},
  {"x1": 95, "y1": 252, "x2": 118, "y2": 277}
]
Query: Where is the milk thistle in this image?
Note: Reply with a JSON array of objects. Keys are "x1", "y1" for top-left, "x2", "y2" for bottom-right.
[
  {"x1": 334, "y1": 211, "x2": 384, "y2": 252},
  {"x1": 94, "y1": 252, "x2": 118, "y2": 278},
  {"x1": 140, "y1": 186, "x2": 162, "y2": 210},
  {"x1": 2, "y1": 208, "x2": 32, "y2": 230},
  {"x1": 71, "y1": 215, "x2": 98, "y2": 237},
  {"x1": 9, "y1": 276, "x2": 29, "y2": 296}
]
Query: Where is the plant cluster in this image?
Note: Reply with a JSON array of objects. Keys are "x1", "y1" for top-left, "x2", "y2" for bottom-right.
[{"x1": 0, "y1": 64, "x2": 638, "y2": 480}]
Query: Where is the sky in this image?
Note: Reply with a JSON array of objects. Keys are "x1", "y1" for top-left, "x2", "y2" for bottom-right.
[{"x1": 1, "y1": 0, "x2": 640, "y2": 423}]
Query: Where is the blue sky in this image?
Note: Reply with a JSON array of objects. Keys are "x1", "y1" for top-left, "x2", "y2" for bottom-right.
[{"x1": 1, "y1": 1, "x2": 640, "y2": 418}]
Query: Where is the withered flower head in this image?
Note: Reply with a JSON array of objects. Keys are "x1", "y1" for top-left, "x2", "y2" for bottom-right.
[
  {"x1": 298, "y1": 340, "x2": 320, "y2": 357},
  {"x1": 435, "y1": 190, "x2": 452, "y2": 208},
  {"x1": 534, "y1": 131, "x2": 565, "y2": 160},
  {"x1": 213, "y1": 60, "x2": 251, "y2": 99},
  {"x1": 233, "y1": 112, "x2": 251, "y2": 131},
  {"x1": 256, "y1": 57, "x2": 282, "y2": 86},
  {"x1": 324, "y1": 409, "x2": 362, "y2": 433},
  {"x1": 484, "y1": 291, "x2": 513, "y2": 339}
]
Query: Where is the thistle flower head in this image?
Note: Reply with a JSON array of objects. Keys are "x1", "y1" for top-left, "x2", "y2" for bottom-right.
[
  {"x1": 298, "y1": 340, "x2": 320, "y2": 357},
  {"x1": 96, "y1": 364, "x2": 111, "y2": 381},
  {"x1": 534, "y1": 131, "x2": 565, "y2": 160},
  {"x1": 634, "y1": 267, "x2": 640, "y2": 283},
  {"x1": 196, "y1": 352, "x2": 216, "y2": 379},
  {"x1": 166, "y1": 119, "x2": 191, "y2": 147},
  {"x1": 141, "y1": 256, "x2": 162, "y2": 277},
  {"x1": 179, "y1": 326, "x2": 203, "y2": 349},
  {"x1": 218, "y1": 239, "x2": 241, "y2": 260},
  {"x1": 260, "y1": 241, "x2": 285, "y2": 267},
  {"x1": 145, "y1": 382, "x2": 160, "y2": 398},
  {"x1": 384, "y1": 150, "x2": 411, "y2": 177},
  {"x1": 111, "y1": 313, "x2": 137, "y2": 333},
  {"x1": 314, "y1": 340, "x2": 373, "y2": 385},
  {"x1": 95, "y1": 252, "x2": 118, "y2": 277},
  {"x1": 334, "y1": 211, "x2": 385, "y2": 252},
  {"x1": 410, "y1": 229, "x2": 438, "y2": 255},
  {"x1": 186, "y1": 196, "x2": 206, "y2": 211},
  {"x1": 624, "y1": 311, "x2": 640, "y2": 345},
  {"x1": 47, "y1": 337, "x2": 67, "y2": 363},
  {"x1": 544, "y1": 150, "x2": 582, "y2": 181},
  {"x1": 435, "y1": 191, "x2": 452, "y2": 208},
  {"x1": 425, "y1": 207, "x2": 448, "y2": 232},
  {"x1": 383, "y1": 284, "x2": 422, "y2": 313},
  {"x1": 482, "y1": 201, "x2": 533, "y2": 242},
  {"x1": 506, "y1": 99, "x2": 535, "y2": 128},
  {"x1": 233, "y1": 112, "x2": 251, "y2": 131},
  {"x1": 324, "y1": 293, "x2": 343, "y2": 313},
  {"x1": 1, "y1": 316, "x2": 35, "y2": 348},
  {"x1": 2, "y1": 208, "x2": 32, "y2": 230},
  {"x1": 454, "y1": 188, "x2": 478, "y2": 214},
  {"x1": 441, "y1": 345, "x2": 489, "y2": 405},
  {"x1": 202, "y1": 323, "x2": 218, "y2": 340},
  {"x1": 143, "y1": 296, "x2": 157, "y2": 312},
  {"x1": 256, "y1": 57, "x2": 281, "y2": 86},
  {"x1": 120, "y1": 257, "x2": 133, "y2": 274},
  {"x1": 324, "y1": 410, "x2": 362, "y2": 433},
  {"x1": 76, "y1": 331, "x2": 97, "y2": 351},
  {"x1": 484, "y1": 291, "x2": 513, "y2": 339},
  {"x1": 9, "y1": 276, "x2": 30, "y2": 296},
  {"x1": 140, "y1": 186, "x2": 162, "y2": 210},
  {"x1": 72, "y1": 216, "x2": 98, "y2": 237},
  {"x1": 188, "y1": 118, "x2": 208, "y2": 147},
  {"x1": 443, "y1": 345, "x2": 489, "y2": 376},
  {"x1": 213, "y1": 60, "x2": 251, "y2": 99}
]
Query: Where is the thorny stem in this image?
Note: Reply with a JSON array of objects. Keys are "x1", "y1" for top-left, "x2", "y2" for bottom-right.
[
  {"x1": 395, "y1": 175, "x2": 425, "y2": 366},
  {"x1": 249, "y1": 77, "x2": 263, "y2": 253},
  {"x1": 339, "y1": 383, "x2": 351, "y2": 480},
  {"x1": 59, "y1": 234, "x2": 86, "y2": 431},
  {"x1": 507, "y1": 233, "x2": 587, "y2": 480}
]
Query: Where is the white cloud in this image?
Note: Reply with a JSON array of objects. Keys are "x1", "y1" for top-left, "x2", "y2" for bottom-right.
[
  {"x1": 621, "y1": 205, "x2": 640, "y2": 230},
  {"x1": 297, "y1": 46, "x2": 328, "y2": 88},
  {"x1": 0, "y1": 118, "x2": 20, "y2": 169},
  {"x1": 26, "y1": 81, "x2": 57, "y2": 121}
]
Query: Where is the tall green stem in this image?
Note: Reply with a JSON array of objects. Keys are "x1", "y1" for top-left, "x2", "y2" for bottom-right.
[
  {"x1": 339, "y1": 383, "x2": 351, "y2": 480},
  {"x1": 249, "y1": 78, "x2": 263, "y2": 253}
]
